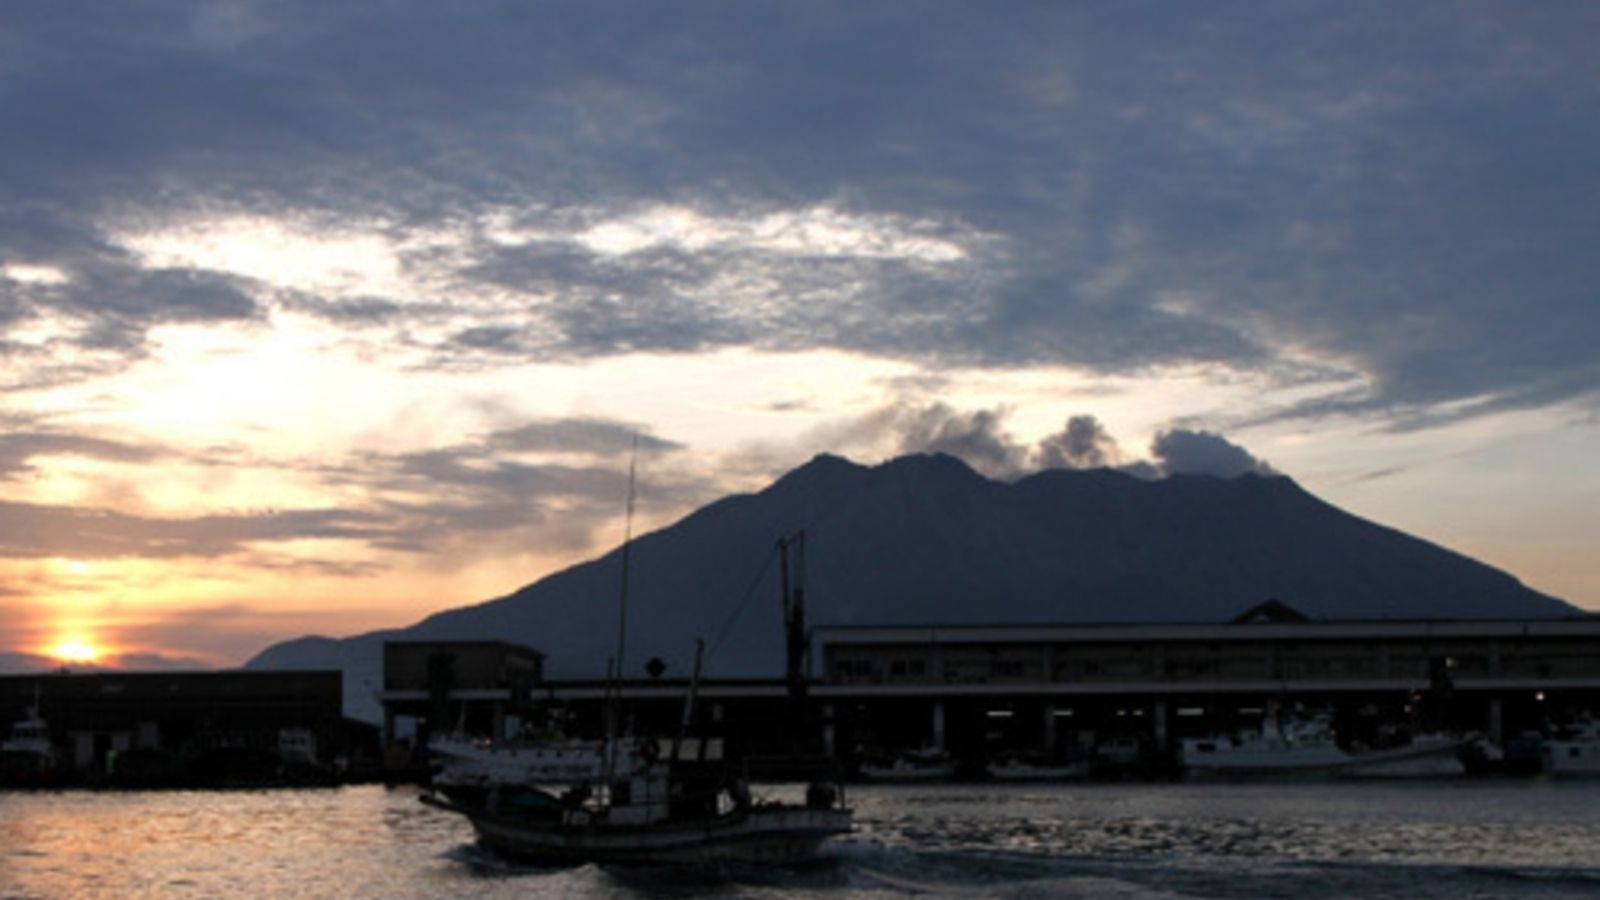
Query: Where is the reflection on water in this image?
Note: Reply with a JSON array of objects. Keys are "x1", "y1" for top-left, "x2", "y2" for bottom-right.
[{"x1": 4, "y1": 782, "x2": 1600, "y2": 898}]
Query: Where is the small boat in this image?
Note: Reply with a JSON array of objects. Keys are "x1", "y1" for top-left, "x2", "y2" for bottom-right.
[
  {"x1": 1087, "y1": 735, "x2": 1158, "y2": 777},
  {"x1": 1543, "y1": 713, "x2": 1600, "y2": 776},
  {"x1": 0, "y1": 705, "x2": 62, "y2": 786},
  {"x1": 985, "y1": 753, "x2": 1089, "y2": 782},
  {"x1": 858, "y1": 746, "x2": 956, "y2": 782},
  {"x1": 1460, "y1": 731, "x2": 1545, "y2": 777},
  {"x1": 1181, "y1": 709, "x2": 1473, "y2": 778}
]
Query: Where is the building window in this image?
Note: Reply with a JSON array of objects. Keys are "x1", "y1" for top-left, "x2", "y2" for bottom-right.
[
  {"x1": 889, "y1": 659, "x2": 926, "y2": 679},
  {"x1": 835, "y1": 660, "x2": 875, "y2": 680}
]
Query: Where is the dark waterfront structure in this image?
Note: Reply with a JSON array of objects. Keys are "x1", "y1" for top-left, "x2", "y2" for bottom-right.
[
  {"x1": 0, "y1": 669, "x2": 357, "y2": 783},
  {"x1": 376, "y1": 641, "x2": 545, "y2": 747},
  {"x1": 465, "y1": 606, "x2": 1600, "y2": 773},
  {"x1": 811, "y1": 607, "x2": 1600, "y2": 767}
]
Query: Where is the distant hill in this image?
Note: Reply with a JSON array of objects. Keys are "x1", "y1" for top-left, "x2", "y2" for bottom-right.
[
  {"x1": 0, "y1": 651, "x2": 57, "y2": 674},
  {"x1": 247, "y1": 453, "x2": 1574, "y2": 720}
]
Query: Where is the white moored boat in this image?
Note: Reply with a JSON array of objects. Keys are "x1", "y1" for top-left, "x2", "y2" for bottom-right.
[
  {"x1": 859, "y1": 746, "x2": 955, "y2": 782},
  {"x1": 1, "y1": 705, "x2": 61, "y2": 786},
  {"x1": 1543, "y1": 713, "x2": 1600, "y2": 776},
  {"x1": 1181, "y1": 710, "x2": 1473, "y2": 778},
  {"x1": 985, "y1": 753, "x2": 1089, "y2": 782}
]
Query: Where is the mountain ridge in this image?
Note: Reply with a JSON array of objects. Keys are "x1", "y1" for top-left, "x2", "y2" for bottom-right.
[{"x1": 247, "y1": 453, "x2": 1574, "y2": 719}]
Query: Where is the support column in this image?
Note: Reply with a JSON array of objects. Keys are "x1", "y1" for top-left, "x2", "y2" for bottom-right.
[
  {"x1": 932, "y1": 701, "x2": 946, "y2": 750},
  {"x1": 1153, "y1": 700, "x2": 1169, "y2": 752},
  {"x1": 1488, "y1": 696, "x2": 1504, "y2": 746},
  {"x1": 1043, "y1": 702, "x2": 1058, "y2": 757}
]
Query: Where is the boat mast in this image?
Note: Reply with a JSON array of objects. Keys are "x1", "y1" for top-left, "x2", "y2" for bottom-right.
[
  {"x1": 675, "y1": 637, "x2": 706, "y2": 758},
  {"x1": 604, "y1": 442, "x2": 639, "y2": 778},
  {"x1": 777, "y1": 531, "x2": 809, "y2": 752},
  {"x1": 614, "y1": 445, "x2": 638, "y2": 708}
]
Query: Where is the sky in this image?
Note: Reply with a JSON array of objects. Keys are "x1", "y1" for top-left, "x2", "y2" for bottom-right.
[{"x1": 1, "y1": 1, "x2": 1597, "y2": 671}]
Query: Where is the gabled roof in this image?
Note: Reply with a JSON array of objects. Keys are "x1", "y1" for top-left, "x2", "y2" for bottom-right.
[{"x1": 1230, "y1": 599, "x2": 1311, "y2": 625}]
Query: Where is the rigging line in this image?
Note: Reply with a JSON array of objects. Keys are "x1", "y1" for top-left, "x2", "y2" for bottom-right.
[{"x1": 705, "y1": 545, "x2": 779, "y2": 662}]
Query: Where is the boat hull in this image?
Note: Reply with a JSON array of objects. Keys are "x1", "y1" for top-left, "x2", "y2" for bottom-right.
[
  {"x1": 1182, "y1": 737, "x2": 1472, "y2": 778},
  {"x1": 985, "y1": 762, "x2": 1090, "y2": 782},
  {"x1": 1544, "y1": 740, "x2": 1600, "y2": 776},
  {"x1": 858, "y1": 764, "x2": 954, "y2": 783},
  {"x1": 425, "y1": 795, "x2": 851, "y2": 866}
]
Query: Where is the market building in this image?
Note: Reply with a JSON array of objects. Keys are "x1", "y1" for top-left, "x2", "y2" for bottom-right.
[{"x1": 379, "y1": 604, "x2": 1600, "y2": 769}]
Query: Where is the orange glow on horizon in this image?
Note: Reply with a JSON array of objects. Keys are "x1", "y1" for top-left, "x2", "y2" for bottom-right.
[{"x1": 45, "y1": 636, "x2": 106, "y2": 665}]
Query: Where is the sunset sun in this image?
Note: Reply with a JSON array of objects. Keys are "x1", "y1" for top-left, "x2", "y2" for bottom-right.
[{"x1": 47, "y1": 637, "x2": 105, "y2": 665}]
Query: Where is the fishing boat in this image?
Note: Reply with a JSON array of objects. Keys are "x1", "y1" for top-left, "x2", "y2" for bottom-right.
[
  {"x1": 423, "y1": 529, "x2": 852, "y2": 864},
  {"x1": 422, "y1": 734, "x2": 851, "y2": 864},
  {"x1": 1180, "y1": 708, "x2": 1474, "y2": 778}
]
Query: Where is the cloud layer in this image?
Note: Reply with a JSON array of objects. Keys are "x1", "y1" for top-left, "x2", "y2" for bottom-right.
[{"x1": 2, "y1": 2, "x2": 1596, "y2": 422}]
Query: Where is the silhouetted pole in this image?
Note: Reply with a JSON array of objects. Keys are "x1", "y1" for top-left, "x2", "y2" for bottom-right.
[{"x1": 778, "y1": 531, "x2": 809, "y2": 754}]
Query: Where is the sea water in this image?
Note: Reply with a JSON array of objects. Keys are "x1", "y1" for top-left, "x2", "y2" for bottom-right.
[{"x1": 4, "y1": 781, "x2": 1600, "y2": 898}]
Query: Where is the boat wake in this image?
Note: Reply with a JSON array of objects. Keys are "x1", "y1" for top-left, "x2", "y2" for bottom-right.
[
  {"x1": 441, "y1": 833, "x2": 1600, "y2": 898},
  {"x1": 831, "y1": 840, "x2": 1600, "y2": 900},
  {"x1": 830, "y1": 841, "x2": 1189, "y2": 898}
]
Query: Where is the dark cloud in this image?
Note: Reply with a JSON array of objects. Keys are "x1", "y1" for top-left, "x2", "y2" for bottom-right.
[
  {"x1": 1, "y1": 229, "x2": 261, "y2": 386},
  {"x1": 1352, "y1": 465, "x2": 1412, "y2": 484},
  {"x1": 0, "y1": 500, "x2": 387, "y2": 560},
  {"x1": 854, "y1": 403, "x2": 1275, "y2": 482},
  {"x1": 892, "y1": 403, "x2": 1027, "y2": 480},
  {"x1": 486, "y1": 419, "x2": 683, "y2": 457},
  {"x1": 279, "y1": 293, "x2": 409, "y2": 324},
  {"x1": 1149, "y1": 429, "x2": 1275, "y2": 479},
  {"x1": 0, "y1": 416, "x2": 705, "y2": 569},
  {"x1": 1036, "y1": 415, "x2": 1124, "y2": 470},
  {"x1": 358, "y1": 417, "x2": 710, "y2": 557},
  {"x1": 392, "y1": 452, "x2": 621, "y2": 502},
  {"x1": 0, "y1": 431, "x2": 165, "y2": 479},
  {"x1": 0, "y1": 651, "x2": 58, "y2": 674},
  {"x1": 450, "y1": 325, "x2": 524, "y2": 353},
  {"x1": 82, "y1": 267, "x2": 259, "y2": 326},
  {"x1": 110, "y1": 603, "x2": 392, "y2": 669},
  {"x1": 2, "y1": 2, "x2": 1596, "y2": 421},
  {"x1": 101, "y1": 651, "x2": 212, "y2": 671}
]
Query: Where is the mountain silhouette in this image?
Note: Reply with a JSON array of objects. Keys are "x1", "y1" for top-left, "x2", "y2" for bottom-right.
[{"x1": 247, "y1": 453, "x2": 1573, "y2": 719}]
